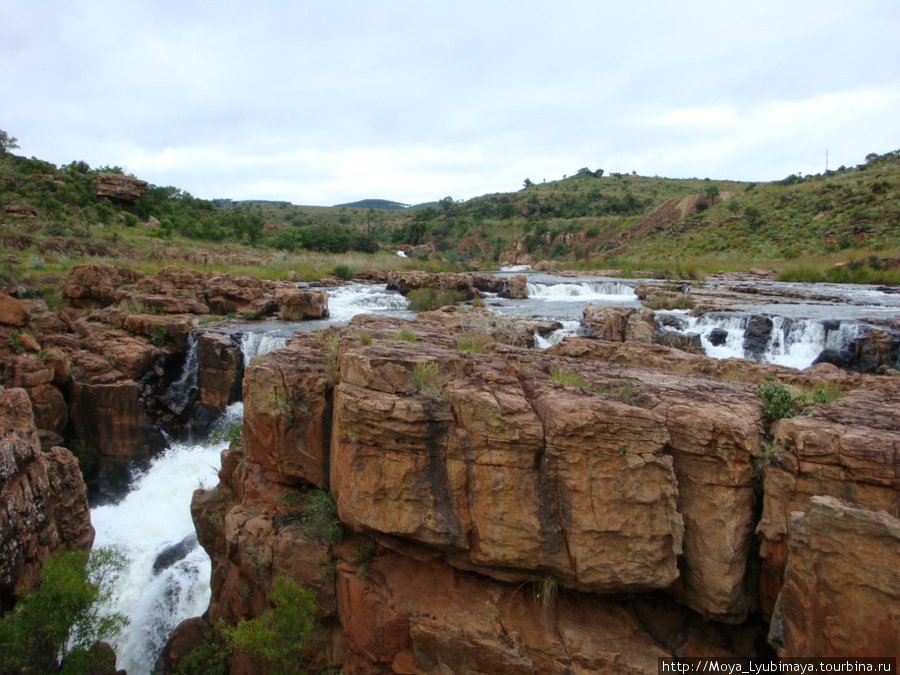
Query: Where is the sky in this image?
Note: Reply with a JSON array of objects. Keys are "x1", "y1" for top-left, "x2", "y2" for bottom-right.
[{"x1": 2, "y1": 0, "x2": 899, "y2": 206}]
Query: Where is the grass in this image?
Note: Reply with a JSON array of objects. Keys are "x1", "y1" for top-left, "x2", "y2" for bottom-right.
[
  {"x1": 393, "y1": 328, "x2": 416, "y2": 342},
  {"x1": 406, "y1": 287, "x2": 466, "y2": 312},
  {"x1": 411, "y1": 361, "x2": 447, "y2": 399},
  {"x1": 642, "y1": 295, "x2": 695, "y2": 310},
  {"x1": 550, "y1": 367, "x2": 587, "y2": 387}
]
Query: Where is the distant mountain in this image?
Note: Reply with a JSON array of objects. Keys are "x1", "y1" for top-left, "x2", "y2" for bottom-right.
[{"x1": 334, "y1": 198, "x2": 410, "y2": 210}]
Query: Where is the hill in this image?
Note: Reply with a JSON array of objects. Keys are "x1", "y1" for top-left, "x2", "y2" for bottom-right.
[
  {"x1": 333, "y1": 198, "x2": 410, "y2": 210},
  {"x1": 0, "y1": 132, "x2": 898, "y2": 289}
]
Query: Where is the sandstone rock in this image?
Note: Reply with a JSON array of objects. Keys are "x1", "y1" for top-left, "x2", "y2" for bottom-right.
[
  {"x1": 0, "y1": 293, "x2": 27, "y2": 326},
  {"x1": 275, "y1": 286, "x2": 329, "y2": 320},
  {"x1": 774, "y1": 497, "x2": 899, "y2": 657},
  {"x1": 0, "y1": 387, "x2": 93, "y2": 610},
  {"x1": 757, "y1": 380, "x2": 900, "y2": 616},
  {"x1": 330, "y1": 343, "x2": 684, "y2": 593},
  {"x1": 337, "y1": 551, "x2": 671, "y2": 674},
  {"x1": 196, "y1": 332, "x2": 243, "y2": 420},
  {"x1": 63, "y1": 263, "x2": 146, "y2": 309},
  {"x1": 500, "y1": 274, "x2": 528, "y2": 299},
  {"x1": 583, "y1": 305, "x2": 661, "y2": 343},
  {"x1": 92, "y1": 171, "x2": 148, "y2": 202},
  {"x1": 242, "y1": 341, "x2": 333, "y2": 488}
]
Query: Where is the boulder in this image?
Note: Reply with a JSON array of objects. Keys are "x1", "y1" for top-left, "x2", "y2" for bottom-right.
[
  {"x1": 92, "y1": 171, "x2": 148, "y2": 202},
  {"x1": 500, "y1": 274, "x2": 528, "y2": 299},
  {"x1": 275, "y1": 286, "x2": 329, "y2": 320},
  {"x1": 583, "y1": 305, "x2": 661, "y2": 343},
  {"x1": 0, "y1": 293, "x2": 27, "y2": 326}
]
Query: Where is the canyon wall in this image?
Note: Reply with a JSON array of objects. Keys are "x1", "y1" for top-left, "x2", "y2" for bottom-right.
[{"x1": 188, "y1": 313, "x2": 899, "y2": 673}]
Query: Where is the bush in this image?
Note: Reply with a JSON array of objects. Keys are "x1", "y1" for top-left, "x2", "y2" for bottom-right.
[
  {"x1": 221, "y1": 576, "x2": 316, "y2": 675},
  {"x1": 755, "y1": 383, "x2": 801, "y2": 420},
  {"x1": 332, "y1": 264, "x2": 354, "y2": 280},
  {"x1": 0, "y1": 547, "x2": 128, "y2": 675},
  {"x1": 406, "y1": 287, "x2": 465, "y2": 312}
]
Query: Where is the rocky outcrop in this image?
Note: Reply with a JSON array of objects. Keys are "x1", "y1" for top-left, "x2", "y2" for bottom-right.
[
  {"x1": 0, "y1": 386, "x2": 92, "y2": 611},
  {"x1": 92, "y1": 171, "x2": 148, "y2": 203},
  {"x1": 196, "y1": 332, "x2": 243, "y2": 423},
  {"x1": 0, "y1": 293, "x2": 27, "y2": 326},
  {"x1": 242, "y1": 334, "x2": 333, "y2": 488},
  {"x1": 582, "y1": 305, "x2": 703, "y2": 354},
  {"x1": 772, "y1": 497, "x2": 899, "y2": 657},
  {"x1": 274, "y1": 286, "x2": 329, "y2": 320},
  {"x1": 756, "y1": 380, "x2": 900, "y2": 617},
  {"x1": 385, "y1": 270, "x2": 506, "y2": 298}
]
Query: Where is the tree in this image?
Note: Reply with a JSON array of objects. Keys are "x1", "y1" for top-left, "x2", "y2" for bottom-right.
[
  {"x1": 523, "y1": 178, "x2": 533, "y2": 189},
  {"x1": 0, "y1": 129, "x2": 19, "y2": 154},
  {"x1": 222, "y1": 576, "x2": 317, "y2": 675},
  {"x1": 705, "y1": 185, "x2": 720, "y2": 203},
  {"x1": 0, "y1": 547, "x2": 128, "y2": 674}
]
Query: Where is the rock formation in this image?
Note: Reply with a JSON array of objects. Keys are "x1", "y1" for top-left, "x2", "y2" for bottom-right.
[{"x1": 0, "y1": 386, "x2": 93, "y2": 611}]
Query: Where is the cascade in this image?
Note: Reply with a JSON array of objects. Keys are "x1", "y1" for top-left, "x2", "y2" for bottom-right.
[
  {"x1": 92, "y1": 403, "x2": 244, "y2": 675},
  {"x1": 526, "y1": 280, "x2": 636, "y2": 300}
]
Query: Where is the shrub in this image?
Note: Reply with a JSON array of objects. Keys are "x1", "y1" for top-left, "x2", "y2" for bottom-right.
[
  {"x1": 221, "y1": 576, "x2": 316, "y2": 675},
  {"x1": 299, "y1": 489, "x2": 343, "y2": 544},
  {"x1": 755, "y1": 383, "x2": 801, "y2": 420},
  {"x1": 0, "y1": 547, "x2": 128, "y2": 674},
  {"x1": 406, "y1": 287, "x2": 465, "y2": 312},
  {"x1": 394, "y1": 328, "x2": 416, "y2": 342},
  {"x1": 332, "y1": 263, "x2": 354, "y2": 280},
  {"x1": 150, "y1": 322, "x2": 167, "y2": 347}
]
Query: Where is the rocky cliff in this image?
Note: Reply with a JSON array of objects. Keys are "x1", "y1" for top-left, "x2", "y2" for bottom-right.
[{"x1": 183, "y1": 312, "x2": 900, "y2": 673}]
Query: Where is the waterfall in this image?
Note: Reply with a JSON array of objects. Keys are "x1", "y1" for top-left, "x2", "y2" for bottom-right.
[
  {"x1": 326, "y1": 283, "x2": 409, "y2": 322},
  {"x1": 92, "y1": 403, "x2": 244, "y2": 675},
  {"x1": 662, "y1": 313, "x2": 868, "y2": 369},
  {"x1": 240, "y1": 331, "x2": 289, "y2": 363},
  {"x1": 534, "y1": 320, "x2": 582, "y2": 349},
  {"x1": 526, "y1": 281, "x2": 636, "y2": 301}
]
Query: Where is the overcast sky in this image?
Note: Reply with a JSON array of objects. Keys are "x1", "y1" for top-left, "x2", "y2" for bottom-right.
[{"x1": 2, "y1": 1, "x2": 898, "y2": 206}]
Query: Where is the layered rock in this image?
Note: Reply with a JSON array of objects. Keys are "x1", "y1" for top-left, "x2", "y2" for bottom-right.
[
  {"x1": 756, "y1": 380, "x2": 900, "y2": 616},
  {"x1": 242, "y1": 335, "x2": 333, "y2": 488},
  {"x1": 330, "y1": 342, "x2": 684, "y2": 593},
  {"x1": 0, "y1": 386, "x2": 93, "y2": 611},
  {"x1": 196, "y1": 332, "x2": 243, "y2": 422},
  {"x1": 773, "y1": 497, "x2": 900, "y2": 657},
  {"x1": 92, "y1": 171, "x2": 148, "y2": 202}
]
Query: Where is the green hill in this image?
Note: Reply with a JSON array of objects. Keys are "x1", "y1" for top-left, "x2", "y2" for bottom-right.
[{"x1": 1, "y1": 131, "x2": 898, "y2": 288}]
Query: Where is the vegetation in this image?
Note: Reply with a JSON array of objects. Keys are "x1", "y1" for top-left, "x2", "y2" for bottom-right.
[
  {"x1": 550, "y1": 367, "x2": 588, "y2": 388},
  {"x1": 1, "y1": 128, "x2": 898, "y2": 287},
  {"x1": 411, "y1": 361, "x2": 448, "y2": 399},
  {"x1": 755, "y1": 383, "x2": 802, "y2": 420},
  {"x1": 221, "y1": 576, "x2": 317, "y2": 675},
  {"x1": 642, "y1": 295, "x2": 695, "y2": 310},
  {"x1": 0, "y1": 547, "x2": 128, "y2": 675},
  {"x1": 405, "y1": 287, "x2": 466, "y2": 311}
]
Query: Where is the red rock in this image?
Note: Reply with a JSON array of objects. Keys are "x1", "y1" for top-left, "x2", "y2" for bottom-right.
[
  {"x1": 0, "y1": 387, "x2": 93, "y2": 610},
  {"x1": 775, "y1": 496, "x2": 900, "y2": 657},
  {"x1": 242, "y1": 340, "x2": 332, "y2": 488},
  {"x1": 92, "y1": 171, "x2": 148, "y2": 202},
  {"x1": 0, "y1": 292, "x2": 27, "y2": 326}
]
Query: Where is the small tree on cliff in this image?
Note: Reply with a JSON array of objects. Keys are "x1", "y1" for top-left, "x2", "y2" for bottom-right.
[
  {"x1": 221, "y1": 576, "x2": 317, "y2": 675},
  {"x1": 0, "y1": 129, "x2": 19, "y2": 155},
  {"x1": 0, "y1": 547, "x2": 128, "y2": 674}
]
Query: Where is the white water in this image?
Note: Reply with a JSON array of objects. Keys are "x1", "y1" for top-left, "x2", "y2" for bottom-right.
[
  {"x1": 91, "y1": 403, "x2": 243, "y2": 675},
  {"x1": 240, "y1": 331, "x2": 288, "y2": 362},
  {"x1": 327, "y1": 283, "x2": 408, "y2": 322},
  {"x1": 526, "y1": 280, "x2": 636, "y2": 302},
  {"x1": 534, "y1": 320, "x2": 582, "y2": 349},
  {"x1": 662, "y1": 313, "x2": 868, "y2": 370}
]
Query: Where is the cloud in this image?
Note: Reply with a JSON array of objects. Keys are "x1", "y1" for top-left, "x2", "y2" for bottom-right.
[{"x1": 2, "y1": 0, "x2": 899, "y2": 205}]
